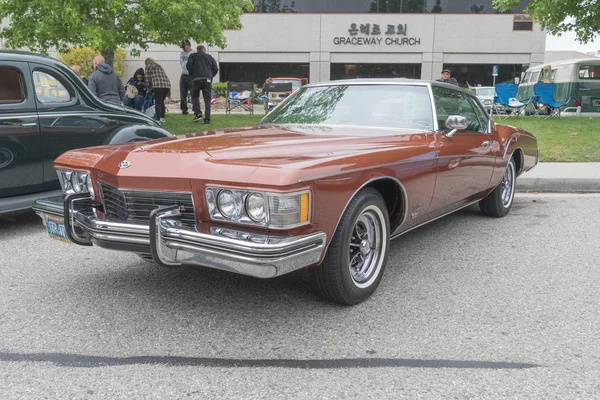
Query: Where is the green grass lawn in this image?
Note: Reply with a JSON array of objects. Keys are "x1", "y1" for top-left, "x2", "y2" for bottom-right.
[
  {"x1": 493, "y1": 117, "x2": 600, "y2": 162},
  {"x1": 162, "y1": 113, "x2": 598, "y2": 163},
  {"x1": 161, "y1": 114, "x2": 263, "y2": 135}
]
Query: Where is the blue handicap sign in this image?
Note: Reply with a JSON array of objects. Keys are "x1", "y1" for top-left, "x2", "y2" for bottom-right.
[{"x1": 492, "y1": 65, "x2": 499, "y2": 76}]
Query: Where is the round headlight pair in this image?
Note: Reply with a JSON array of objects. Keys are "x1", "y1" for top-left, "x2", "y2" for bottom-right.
[
  {"x1": 70, "y1": 172, "x2": 89, "y2": 193},
  {"x1": 216, "y1": 190, "x2": 266, "y2": 222}
]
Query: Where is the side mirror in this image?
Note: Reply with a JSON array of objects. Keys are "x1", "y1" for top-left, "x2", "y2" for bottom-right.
[{"x1": 445, "y1": 115, "x2": 469, "y2": 138}]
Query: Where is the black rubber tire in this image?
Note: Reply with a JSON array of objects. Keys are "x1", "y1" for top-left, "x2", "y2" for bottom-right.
[
  {"x1": 479, "y1": 158, "x2": 516, "y2": 218},
  {"x1": 310, "y1": 188, "x2": 390, "y2": 305}
]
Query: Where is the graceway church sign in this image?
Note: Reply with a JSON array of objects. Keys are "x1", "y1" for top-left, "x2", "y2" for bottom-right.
[{"x1": 333, "y1": 23, "x2": 421, "y2": 46}]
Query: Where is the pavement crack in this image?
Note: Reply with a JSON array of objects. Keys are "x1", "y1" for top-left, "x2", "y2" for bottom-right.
[{"x1": 0, "y1": 352, "x2": 539, "y2": 369}]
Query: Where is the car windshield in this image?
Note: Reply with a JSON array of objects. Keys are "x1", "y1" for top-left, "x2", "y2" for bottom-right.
[
  {"x1": 260, "y1": 84, "x2": 434, "y2": 130},
  {"x1": 272, "y1": 79, "x2": 302, "y2": 89},
  {"x1": 476, "y1": 88, "x2": 495, "y2": 97}
]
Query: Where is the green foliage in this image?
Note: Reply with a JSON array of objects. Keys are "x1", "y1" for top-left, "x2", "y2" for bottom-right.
[
  {"x1": 493, "y1": 0, "x2": 600, "y2": 44},
  {"x1": 0, "y1": 0, "x2": 254, "y2": 60},
  {"x1": 212, "y1": 82, "x2": 259, "y2": 98},
  {"x1": 58, "y1": 47, "x2": 127, "y2": 78},
  {"x1": 212, "y1": 82, "x2": 228, "y2": 98}
]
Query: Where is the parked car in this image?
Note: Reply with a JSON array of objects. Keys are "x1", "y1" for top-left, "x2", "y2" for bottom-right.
[
  {"x1": 264, "y1": 77, "x2": 308, "y2": 112},
  {"x1": 468, "y1": 85, "x2": 496, "y2": 111},
  {"x1": 33, "y1": 79, "x2": 538, "y2": 305},
  {"x1": 0, "y1": 50, "x2": 172, "y2": 214}
]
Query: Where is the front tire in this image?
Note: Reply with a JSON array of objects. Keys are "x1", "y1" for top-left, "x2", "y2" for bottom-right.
[
  {"x1": 310, "y1": 188, "x2": 390, "y2": 305},
  {"x1": 479, "y1": 158, "x2": 516, "y2": 218}
]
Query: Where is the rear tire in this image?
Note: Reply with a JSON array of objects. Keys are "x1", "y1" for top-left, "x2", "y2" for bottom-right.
[
  {"x1": 479, "y1": 158, "x2": 516, "y2": 218},
  {"x1": 310, "y1": 188, "x2": 390, "y2": 305}
]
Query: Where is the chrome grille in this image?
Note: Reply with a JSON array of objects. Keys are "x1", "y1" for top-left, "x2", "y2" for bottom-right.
[{"x1": 99, "y1": 183, "x2": 196, "y2": 228}]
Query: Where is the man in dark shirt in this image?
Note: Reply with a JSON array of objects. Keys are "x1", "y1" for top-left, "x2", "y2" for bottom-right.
[
  {"x1": 186, "y1": 45, "x2": 219, "y2": 124},
  {"x1": 437, "y1": 69, "x2": 459, "y2": 86}
]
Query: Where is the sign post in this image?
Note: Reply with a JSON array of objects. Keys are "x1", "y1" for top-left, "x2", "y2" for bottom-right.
[{"x1": 491, "y1": 65, "x2": 499, "y2": 117}]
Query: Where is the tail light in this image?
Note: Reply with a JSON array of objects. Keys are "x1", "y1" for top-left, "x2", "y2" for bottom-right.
[{"x1": 574, "y1": 100, "x2": 580, "y2": 107}]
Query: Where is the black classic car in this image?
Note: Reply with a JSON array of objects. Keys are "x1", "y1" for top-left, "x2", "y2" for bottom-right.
[{"x1": 0, "y1": 51, "x2": 172, "y2": 214}]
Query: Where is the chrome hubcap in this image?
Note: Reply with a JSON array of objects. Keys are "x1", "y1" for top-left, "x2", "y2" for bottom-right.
[
  {"x1": 501, "y1": 162, "x2": 515, "y2": 208},
  {"x1": 349, "y1": 210, "x2": 382, "y2": 285}
]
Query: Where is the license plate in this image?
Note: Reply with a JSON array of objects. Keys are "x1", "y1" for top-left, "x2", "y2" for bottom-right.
[
  {"x1": 43, "y1": 214, "x2": 71, "y2": 244},
  {"x1": 593, "y1": 100, "x2": 600, "y2": 107}
]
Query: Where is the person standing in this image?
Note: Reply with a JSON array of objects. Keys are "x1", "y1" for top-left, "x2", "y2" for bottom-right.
[
  {"x1": 88, "y1": 55, "x2": 125, "y2": 105},
  {"x1": 144, "y1": 58, "x2": 171, "y2": 123},
  {"x1": 186, "y1": 45, "x2": 219, "y2": 124},
  {"x1": 436, "y1": 69, "x2": 459, "y2": 86},
  {"x1": 179, "y1": 40, "x2": 195, "y2": 115}
]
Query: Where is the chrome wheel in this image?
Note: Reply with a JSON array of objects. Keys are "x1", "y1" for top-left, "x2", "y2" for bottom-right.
[
  {"x1": 501, "y1": 160, "x2": 515, "y2": 208},
  {"x1": 348, "y1": 205, "x2": 385, "y2": 288}
]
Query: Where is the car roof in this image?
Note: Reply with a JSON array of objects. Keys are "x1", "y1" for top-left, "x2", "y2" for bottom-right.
[
  {"x1": 0, "y1": 50, "x2": 64, "y2": 64},
  {"x1": 305, "y1": 78, "x2": 461, "y2": 90}
]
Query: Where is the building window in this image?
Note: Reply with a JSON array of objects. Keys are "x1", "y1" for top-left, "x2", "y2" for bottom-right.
[
  {"x1": 220, "y1": 63, "x2": 309, "y2": 86},
  {"x1": 513, "y1": 15, "x2": 533, "y2": 31},
  {"x1": 252, "y1": 0, "x2": 531, "y2": 14},
  {"x1": 442, "y1": 64, "x2": 524, "y2": 87},
  {"x1": 0, "y1": 68, "x2": 25, "y2": 104},
  {"x1": 331, "y1": 63, "x2": 421, "y2": 80}
]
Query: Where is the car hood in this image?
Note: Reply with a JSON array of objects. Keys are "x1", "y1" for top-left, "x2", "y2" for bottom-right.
[{"x1": 55, "y1": 124, "x2": 430, "y2": 187}]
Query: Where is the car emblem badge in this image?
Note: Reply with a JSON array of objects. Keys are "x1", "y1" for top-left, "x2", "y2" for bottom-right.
[{"x1": 118, "y1": 160, "x2": 131, "y2": 169}]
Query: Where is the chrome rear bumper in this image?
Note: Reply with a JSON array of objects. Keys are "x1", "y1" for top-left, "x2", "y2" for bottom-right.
[{"x1": 33, "y1": 194, "x2": 326, "y2": 279}]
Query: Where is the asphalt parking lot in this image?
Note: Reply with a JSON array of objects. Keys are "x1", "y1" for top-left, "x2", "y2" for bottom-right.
[{"x1": 1, "y1": 193, "x2": 599, "y2": 399}]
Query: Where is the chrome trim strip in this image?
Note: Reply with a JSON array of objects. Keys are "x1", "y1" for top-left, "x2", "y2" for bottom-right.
[
  {"x1": 306, "y1": 81, "x2": 432, "y2": 89},
  {"x1": 391, "y1": 198, "x2": 481, "y2": 239},
  {"x1": 427, "y1": 85, "x2": 440, "y2": 132},
  {"x1": 502, "y1": 134, "x2": 520, "y2": 159},
  {"x1": 324, "y1": 176, "x2": 408, "y2": 255}
]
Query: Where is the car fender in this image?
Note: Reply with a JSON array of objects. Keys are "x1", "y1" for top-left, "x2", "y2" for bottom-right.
[{"x1": 102, "y1": 125, "x2": 174, "y2": 145}]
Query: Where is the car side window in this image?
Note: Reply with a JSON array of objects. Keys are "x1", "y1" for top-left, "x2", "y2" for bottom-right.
[
  {"x1": 0, "y1": 67, "x2": 25, "y2": 104},
  {"x1": 33, "y1": 70, "x2": 72, "y2": 103},
  {"x1": 433, "y1": 87, "x2": 481, "y2": 133},
  {"x1": 467, "y1": 96, "x2": 489, "y2": 133}
]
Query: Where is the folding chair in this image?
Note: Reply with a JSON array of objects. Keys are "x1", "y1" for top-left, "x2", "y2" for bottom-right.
[
  {"x1": 226, "y1": 82, "x2": 255, "y2": 115},
  {"x1": 492, "y1": 82, "x2": 531, "y2": 119},
  {"x1": 263, "y1": 82, "x2": 293, "y2": 113},
  {"x1": 532, "y1": 82, "x2": 572, "y2": 118}
]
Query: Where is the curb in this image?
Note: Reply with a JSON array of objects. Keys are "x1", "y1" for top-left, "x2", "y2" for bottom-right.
[{"x1": 516, "y1": 178, "x2": 600, "y2": 193}]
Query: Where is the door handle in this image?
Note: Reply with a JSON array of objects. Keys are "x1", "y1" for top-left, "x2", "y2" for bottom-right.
[
  {"x1": 21, "y1": 122, "x2": 38, "y2": 127},
  {"x1": 482, "y1": 140, "x2": 492, "y2": 147}
]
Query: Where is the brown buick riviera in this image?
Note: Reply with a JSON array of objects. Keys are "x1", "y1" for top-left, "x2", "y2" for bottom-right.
[{"x1": 34, "y1": 79, "x2": 538, "y2": 305}]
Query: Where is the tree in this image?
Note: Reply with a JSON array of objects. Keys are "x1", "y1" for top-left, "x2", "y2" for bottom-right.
[
  {"x1": 493, "y1": 0, "x2": 600, "y2": 44},
  {"x1": 59, "y1": 47, "x2": 127, "y2": 78},
  {"x1": 0, "y1": 0, "x2": 254, "y2": 65}
]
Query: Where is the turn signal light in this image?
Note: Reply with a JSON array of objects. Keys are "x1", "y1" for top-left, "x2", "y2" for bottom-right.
[{"x1": 300, "y1": 193, "x2": 309, "y2": 222}]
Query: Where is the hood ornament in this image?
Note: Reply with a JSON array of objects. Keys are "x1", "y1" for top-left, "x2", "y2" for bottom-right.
[{"x1": 118, "y1": 160, "x2": 131, "y2": 169}]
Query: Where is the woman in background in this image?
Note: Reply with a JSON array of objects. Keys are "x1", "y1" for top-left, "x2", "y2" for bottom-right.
[
  {"x1": 144, "y1": 58, "x2": 171, "y2": 123},
  {"x1": 123, "y1": 68, "x2": 148, "y2": 111}
]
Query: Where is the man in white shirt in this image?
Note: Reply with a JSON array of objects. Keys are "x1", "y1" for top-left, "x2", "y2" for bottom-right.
[{"x1": 179, "y1": 40, "x2": 195, "y2": 115}]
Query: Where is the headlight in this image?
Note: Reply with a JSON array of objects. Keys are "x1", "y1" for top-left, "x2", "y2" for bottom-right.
[
  {"x1": 56, "y1": 169, "x2": 92, "y2": 196},
  {"x1": 206, "y1": 187, "x2": 311, "y2": 229},
  {"x1": 217, "y1": 189, "x2": 243, "y2": 219},
  {"x1": 245, "y1": 192, "x2": 266, "y2": 222}
]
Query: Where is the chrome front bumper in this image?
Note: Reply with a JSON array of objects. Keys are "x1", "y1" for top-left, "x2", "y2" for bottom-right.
[{"x1": 33, "y1": 194, "x2": 326, "y2": 279}]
